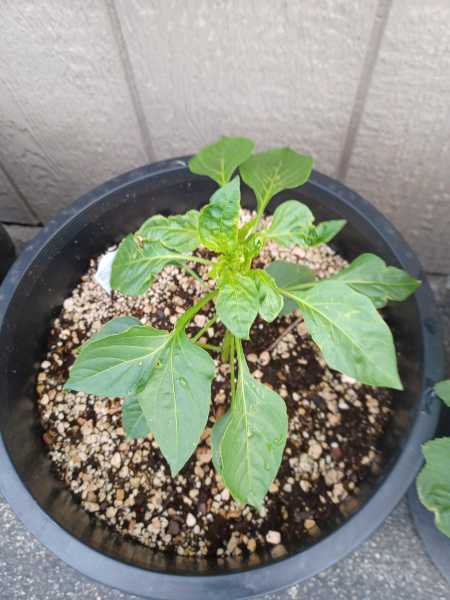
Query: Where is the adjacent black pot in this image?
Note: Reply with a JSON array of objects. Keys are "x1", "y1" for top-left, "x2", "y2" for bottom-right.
[{"x1": 0, "y1": 158, "x2": 445, "y2": 600}]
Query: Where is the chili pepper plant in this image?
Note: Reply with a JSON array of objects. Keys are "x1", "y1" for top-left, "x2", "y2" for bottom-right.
[{"x1": 65, "y1": 136, "x2": 421, "y2": 510}]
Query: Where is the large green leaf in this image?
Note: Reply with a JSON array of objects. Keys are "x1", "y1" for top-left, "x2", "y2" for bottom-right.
[
  {"x1": 137, "y1": 210, "x2": 200, "y2": 253},
  {"x1": 189, "y1": 136, "x2": 254, "y2": 187},
  {"x1": 78, "y1": 316, "x2": 143, "y2": 354},
  {"x1": 265, "y1": 260, "x2": 315, "y2": 316},
  {"x1": 250, "y1": 270, "x2": 283, "y2": 322},
  {"x1": 282, "y1": 280, "x2": 403, "y2": 389},
  {"x1": 417, "y1": 438, "x2": 450, "y2": 537},
  {"x1": 435, "y1": 380, "x2": 450, "y2": 407},
  {"x1": 65, "y1": 325, "x2": 169, "y2": 398},
  {"x1": 198, "y1": 176, "x2": 241, "y2": 254},
  {"x1": 111, "y1": 236, "x2": 181, "y2": 296},
  {"x1": 211, "y1": 409, "x2": 234, "y2": 477},
  {"x1": 220, "y1": 341, "x2": 288, "y2": 510},
  {"x1": 121, "y1": 395, "x2": 151, "y2": 441},
  {"x1": 268, "y1": 200, "x2": 314, "y2": 246},
  {"x1": 216, "y1": 272, "x2": 259, "y2": 339},
  {"x1": 330, "y1": 253, "x2": 421, "y2": 308},
  {"x1": 240, "y1": 147, "x2": 314, "y2": 216},
  {"x1": 137, "y1": 328, "x2": 215, "y2": 476}
]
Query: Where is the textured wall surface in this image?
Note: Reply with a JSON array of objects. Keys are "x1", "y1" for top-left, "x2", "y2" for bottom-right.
[{"x1": 0, "y1": 0, "x2": 449, "y2": 273}]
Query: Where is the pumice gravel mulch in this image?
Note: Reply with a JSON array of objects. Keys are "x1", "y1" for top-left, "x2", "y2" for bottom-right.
[{"x1": 36, "y1": 210, "x2": 392, "y2": 559}]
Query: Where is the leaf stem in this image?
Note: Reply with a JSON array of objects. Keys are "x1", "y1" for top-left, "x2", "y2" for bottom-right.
[
  {"x1": 176, "y1": 290, "x2": 218, "y2": 330},
  {"x1": 282, "y1": 282, "x2": 317, "y2": 291},
  {"x1": 221, "y1": 329, "x2": 233, "y2": 363},
  {"x1": 265, "y1": 316, "x2": 303, "y2": 353},
  {"x1": 230, "y1": 334, "x2": 236, "y2": 408},
  {"x1": 176, "y1": 260, "x2": 210, "y2": 291},
  {"x1": 192, "y1": 314, "x2": 219, "y2": 342},
  {"x1": 195, "y1": 342, "x2": 221, "y2": 351},
  {"x1": 168, "y1": 253, "x2": 216, "y2": 267}
]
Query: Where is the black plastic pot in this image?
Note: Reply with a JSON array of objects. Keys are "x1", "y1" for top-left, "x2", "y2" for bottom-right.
[{"x1": 0, "y1": 158, "x2": 445, "y2": 600}]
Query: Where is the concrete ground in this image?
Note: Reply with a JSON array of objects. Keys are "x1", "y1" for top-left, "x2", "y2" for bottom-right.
[{"x1": 1, "y1": 225, "x2": 449, "y2": 600}]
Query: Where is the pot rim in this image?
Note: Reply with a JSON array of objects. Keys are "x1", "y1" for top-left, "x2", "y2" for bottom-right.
[{"x1": 0, "y1": 158, "x2": 445, "y2": 600}]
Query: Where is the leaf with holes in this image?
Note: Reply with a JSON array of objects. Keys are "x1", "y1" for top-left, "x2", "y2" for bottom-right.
[
  {"x1": 250, "y1": 270, "x2": 283, "y2": 322},
  {"x1": 198, "y1": 176, "x2": 241, "y2": 254},
  {"x1": 65, "y1": 325, "x2": 169, "y2": 398},
  {"x1": 121, "y1": 395, "x2": 151, "y2": 441},
  {"x1": 216, "y1": 271, "x2": 259, "y2": 339},
  {"x1": 137, "y1": 210, "x2": 201, "y2": 253},
  {"x1": 282, "y1": 280, "x2": 403, "y2": 389},
  {"x1": 137, "y1": 328, "x2": 215, "y2": 476},
  {"x1": 330, "y1": 253, "x2": 421, "y2": 308},
  {"x1": 265, "y1": 260, "x2": 315, "y2": 316},
  {"x1": 417, "y1": 437, "x2": 450, "y2": 537},
  {"x1": 240, "y1": 148, "x2": 314, "y2": 217},
  {"x1": 189, "y1": 136, "x2": 254, "y2": 187},
  {"x1": 220, "y1": 341, "x2": 288, "y2": 510}
]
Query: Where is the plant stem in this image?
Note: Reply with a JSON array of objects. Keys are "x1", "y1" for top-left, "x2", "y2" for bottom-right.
[
  {"x1": 265, "y1": 316, "x2": 303, "y2": 353},
  {"x1": 195, "y1": 342, "x2": 221, "y2": 351},
  {"x1": 282, "y1": 281, "x2": 317, "y2": 292},
  {"x1": 176, "y1": 260, "x2": 210, "y2": 291},
  {"x1": 230, "y1": 334, "x2": 236, "y2": 408},
  {"x1": 221, "y1": 328, "x2": 232, "y2": 363},
  {"x1": 192, "y1": 314, "x2": 219, "y2": 342},
  {"x1": 176, "y1": 254, "x2": 216, "y2": 267}
]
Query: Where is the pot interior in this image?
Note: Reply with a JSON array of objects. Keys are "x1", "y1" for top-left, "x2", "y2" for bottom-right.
[{"x1": 0, "y1": 169, "x2": 424, "y2": 575}]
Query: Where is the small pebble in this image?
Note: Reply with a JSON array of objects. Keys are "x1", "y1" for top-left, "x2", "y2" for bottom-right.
[{"x1": 266, "y1": 531, "x2": 281, "y2": 545}]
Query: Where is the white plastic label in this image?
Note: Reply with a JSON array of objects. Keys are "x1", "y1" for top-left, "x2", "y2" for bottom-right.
[{"x1": 94, "y1": 250, "x2": 118, "y2": 294}]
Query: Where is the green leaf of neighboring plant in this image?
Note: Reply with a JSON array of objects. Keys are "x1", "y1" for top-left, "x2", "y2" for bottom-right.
[
  {"x1": 330, "y1": 253, "x2": 421, "y2": 308},
  {"x1": 77, "y1": 316, "x2": 143, "y2": 354},
  {"x1": 267, "y1": 200, "x2": 314, "y2": 246},
  {"x1": 220, "y1": 340, "x2": 288, "y2": 510},
  {"x1": 65, "y1": 325, "x2": 170, "y2": 398},
  {"x1": 198, "y1": 176, "x2": 241, "y2": 254},
  {"x1": 137, "y1": 210, "x2": 201, "y2": 253},
  {"x1": 211, "y1": 409, "x2": 234, "y2": 477},
  {"x1": 265, "y1": 260, "x2": 315, "y2": 316},
  {"x1": 417, "y1": 438, "x2": 450, "y2": 537},
  {"x1": 250, "y1": 270, "x2": 283, "y2": 322},
  {"x1": 189, "y1": 136, "x2": 254, "y2": 187},
  {"x1": 121, "y1": 395, "x2": 151, "y2": 442},
  {"x1": 240, "y1": 148, "x2": 314, "y2": 217},
  {"x1": 111, "y1": 235, "x2": 180, "y2": 295},
  {"x1": 216, "y1": 272, "x2": 259, "y2": 339},
  {"x1": 282, "y1": 280, "x2": 403, "y2": 389},
  {"x1": 137, "y1": 329, "x2": 215, "y2": 476},
  {"x1": 435, "y1": 380, "x2": 450, "y2": 407}
]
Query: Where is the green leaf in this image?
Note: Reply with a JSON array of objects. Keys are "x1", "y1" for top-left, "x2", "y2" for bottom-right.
[
  {"x1": 65, "y1": 325, "x2": 170, "y2": 398},
  {"x1": 417, "y1": 438, "x2": 450, "y2": 537},
  {"x1": 265, "y1": 260, "x2": 315, "y2": 316},
  {"x1": 137, "y1": 210, "x2": 201, "y2": 253},
  {"x1": 330, "y1": 253, "x2": 421, "y2": 308},
  {"x1": 220, "y1": 340, "x2": 288, "y2": 510},
  {"x1": 121, "y1": 395, "x2": 151, "y2": 441},
  {"x1": 78, "y1": 316, "x2": 143, "y2": 354},
  {"x1": 189, "y1": 135, "x2": 254, "y2": 187},
  {"x1": 238, "y1": 217, "x2": 257, "y2": 240},
  {"x1": 137, "y1": 329, "x2": 215, "y2": 476},
  {"x1": 211, "y1": 409, "x2": 234, "y2": 476},
  {"x1": 435, "y1": 380, "x2": 450, "y2": 406},
  {"x1": 111, "y1": 236, "x2": 177, "y2": 296},
  {"x1": 268, "y1": 200, "x2": 314, "y2": 246},
  {"x1": 240, "y1": 147, "x2": 314, "y2": 216},
  {"x1": 250, "y1": 270, "x2": 283, "y2": 322},
  {"x1": 216, "y1": 272, "x2": 259, "y2": 339},
  {"x1": 283, "y1": 280, "x2": 403, "y2": 389},
  {"x1": 198, "y1": 176, "x2": 241, "y2": 254}
]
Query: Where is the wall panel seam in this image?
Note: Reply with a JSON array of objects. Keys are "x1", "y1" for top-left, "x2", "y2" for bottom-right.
[
  {"x1": 102, "y1": 0, "x2": 155, "y2": 163},
  {"x1": 336, "y1": 0, "x2": 393, "y2": 183},
  {"x1": 0, "y1": 160, "x2": 41, "y2": 225}
]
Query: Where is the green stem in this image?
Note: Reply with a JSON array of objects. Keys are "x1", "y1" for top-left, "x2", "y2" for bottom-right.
[
  {"x1": 192, "y1": 313, "x2": 219, "y2": 342},
  {"x1": 195, "y1": 342, "x2": 221, "y2": 351},
  {"x1": 176, "y1": 260, "x2": 210, "y2": 291},
  {"x1": 230, "y1": 334, "x2": 236, "y2": 408},
  {"x1": 221, "y1": 329, "x2": 233, "y2": 363},
  {"x1": 251, "y1": 206, "x2": 265, "y2": 235},
  {"x1": 282, "y1": 281, "x2": 318, "y2": 292},
  {"x1": 176, "y1": 290, "x2": 218, "y2": 330},
  {"x1": 166, "y1": 253, "x2": 216, "y2": 267}
]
